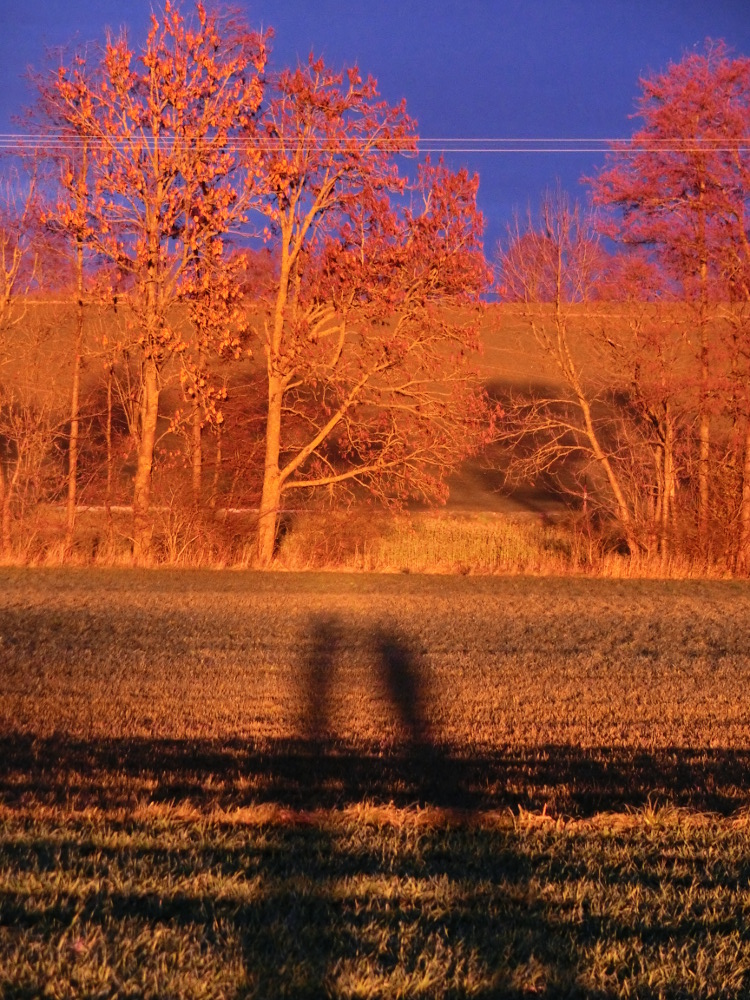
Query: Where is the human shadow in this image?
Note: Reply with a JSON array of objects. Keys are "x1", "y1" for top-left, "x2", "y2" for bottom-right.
[
  {"x1": 2, "y1": 735, "x2": 749, "y2": 816},
  {"x1": 299, "y1": 613, "x2": 341, "y2": 746},
  {"x1": 5, "y1": 604, "x2": 750, "y2": 996},
  {"x1": 372, "y1": 624, "x2": 428, "y2": 747},
  {"x1": 299, "y1": 615, "x2": 430, "y2": 746},
  {"x1": 238, "y1": 616, "x2": 471, "y2": 995},
  {"x1": 293, "y1": 615, "x2": 469, "y2": 812}
]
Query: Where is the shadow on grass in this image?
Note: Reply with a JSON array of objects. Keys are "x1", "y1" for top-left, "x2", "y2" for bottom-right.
[
  {"x1": 3, "y1": 787, "x2": 749, "y2": 997},
  {"x1": 2, "y1": 613, "x2": 749, "y2": 817},
  {"x1": 3, "y1": 617, "x2": 750, "y2": 997},
  {"x1": 2, "y1": 733, "x2": 749, "y2": 816},
  {"x1": 0, "y1": 813, "x2": 665, "y2": 999}
]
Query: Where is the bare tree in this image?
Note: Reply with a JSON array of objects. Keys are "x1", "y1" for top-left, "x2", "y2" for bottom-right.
[
  {"x1": 0, "y1": 167, "x2": 45, "y2": 556},
  {"x1": 590, "y1": 41, "x2": 750, "y2": 558},
  {"x1": 496, "y1": 191, "x2": 640, "y2": 550}
]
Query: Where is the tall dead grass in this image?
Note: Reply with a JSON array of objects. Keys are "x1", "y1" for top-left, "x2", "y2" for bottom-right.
[
  {"x1": 275, "y1": 510, "x2": 730, "y2": 579},
  {"x1": 0, "y1": 502, "x2": 736, "y2": 578}
]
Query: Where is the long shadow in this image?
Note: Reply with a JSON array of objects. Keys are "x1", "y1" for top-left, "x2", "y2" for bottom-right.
[
  {"x1": 4, "y1": 614, "x2": 750, "y2": 997},
  {"x1": 7, "y1": 814, "x2": 696, "y2": 998},
  {"x1": 1, "y1": 736, "x2": 749, "y2": 816},
  {"x1": 4, "y1": 750, "x2": 749, "y2": 995},
  {"x1": 2, "y1": 609, "x2": 748, "y2": 814},
  {"x1": 300, "y1": 614, "x2": 341, "y2": 745},
  {"x1": 373, "y1": 625, "x2": 428, "y2": 747}
]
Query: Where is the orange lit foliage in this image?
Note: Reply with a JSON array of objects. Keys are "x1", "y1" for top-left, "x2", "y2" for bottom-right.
[
  {"x1": 496, "y1": 194, "x2": 648, "y2": 547},
  {"x1": 41, "y1": 1, "x2": 266, "y2": 561},
  {"x1": 591, "y1": 41, "x2": 750, "y2": 564},
  {"x1": 496, "y1": 191, "x2": 726, "y2": 565},
  {"x1": 246, "y1": 56, "x2": 490, "y2": 565},
  {"x1": 0, "y1": 170, "x2": 48, "y2": 556}
]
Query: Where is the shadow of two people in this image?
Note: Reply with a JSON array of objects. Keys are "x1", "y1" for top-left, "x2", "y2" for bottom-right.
[
  {"x1": 299, "y1": 614, "x2": 465, "y2": 809},
  {"x1": 302, "y1": 615, "x2": 427, "y2": 748}
]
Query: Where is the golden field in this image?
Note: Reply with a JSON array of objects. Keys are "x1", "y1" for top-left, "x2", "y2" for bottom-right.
[{"x1": 2, "y1": 570, "x2": 750, "y2": 996}]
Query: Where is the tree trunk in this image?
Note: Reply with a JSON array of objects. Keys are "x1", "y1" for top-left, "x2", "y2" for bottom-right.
[
  {"x1": 559, "y1": 335, "x2": 633, "y2": 547},
  {"x1": 256, "y1": 374, "x2": 284, "y2": 567},
  {"x1": 105, "y1": 363, "x2": 113, "y2": 540},
  {"x1": 65, "y1": 237, "x2": 85, "y2": 555},
  {"x1": 660, "y1": 403, "x2": 675, "y2": 568},
  {"x1": 578, "y1": 388, "x2": 634, "y2": 548},
  {"x1": 1, "y1": 450, "x2": 22, "y2": 558},
  {"x1": 546, "y1": 297, "x2": 634, "y2": 550},
  {"x1": 65, "y1": 324, "x2": 83, "y2": 553},
  {"x1": 0, "y1": 462, "x2": 8, "y2": 557},
  {"x1": 132, "y1": 356, "x2": 159, "y2": 564},
  {"x1": 698, "y1": 406, "x2": 710, "y2": 552},
  {"x1": 697, "y1": 216, "x2": 711, "y2": 557},
  {"x1": 132, "y1": 207, "x2": 164, "y2": 565},
  {"x1": 652, "y1": 443, "x2": 663, "y2": 556},
  {"x1": 256, "y1": 250, "x2": 292, "y2": 567},
  {"x1": 1, "y1": 491, "x2": 11, "y2": 557},
  {"x1": 210, "y1": 421, "x2": 222, "y2": 508},
  {"x1": 191, "y1": 404, "x2": 202, "y2": 507},
  {"x1": 736, "y1": 419, "x2": 750, "y2": 574}
]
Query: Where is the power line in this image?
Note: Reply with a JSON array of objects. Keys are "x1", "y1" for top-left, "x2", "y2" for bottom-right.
[
  {"x1": 0, "y1": 133, "x2": 748, "y2": 154},
  {"x1": 1, "y1": 133, "x2": 747, "y2": 141}
]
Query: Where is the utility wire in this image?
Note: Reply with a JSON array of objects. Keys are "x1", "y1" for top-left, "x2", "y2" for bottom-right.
[{"x1": 0, "y1": 133, "x2": 748, "y2": 154}]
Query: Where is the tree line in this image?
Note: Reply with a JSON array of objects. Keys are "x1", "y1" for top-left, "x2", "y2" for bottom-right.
[
  {"x1": 1, "y1": 6, "x2": 748, "y2": 572},
  {"x1": 496, "y1": 41, "x2": 750, "y2": 571}
]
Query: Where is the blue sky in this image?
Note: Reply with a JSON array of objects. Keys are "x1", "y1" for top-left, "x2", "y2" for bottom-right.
[{"x1": 2, "y1": 0, "x2": 750, "y2": 252}]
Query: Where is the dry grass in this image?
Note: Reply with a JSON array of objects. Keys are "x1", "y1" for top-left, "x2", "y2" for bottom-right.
[
  {"x1": 276, "y1": 511, "x2": 579, "y2": 575},
  {"x1": 10, "y1": 503, "x2": 732, "y2": 580},
  {"x1": 3, "y1": 569, "x2": 750, "y2": 754},
  {"x1": 347, "y1": 504, "x2": 730, "y2": 579},
  {"x1": 2, "y1": 569, "x2": 750, "y2": 997},
  {"x1": 4, "y1": 803, "x2": 750, "y2": 998}
]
